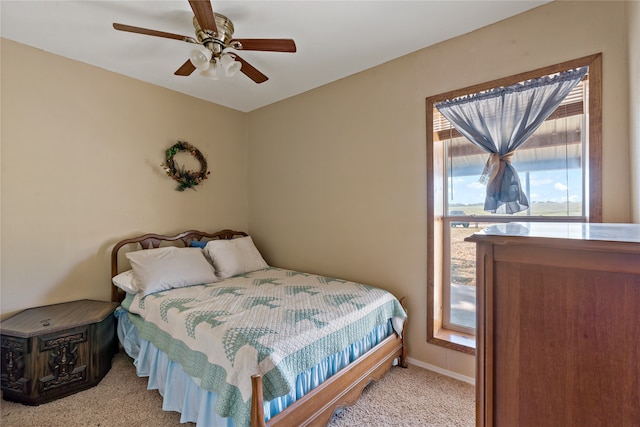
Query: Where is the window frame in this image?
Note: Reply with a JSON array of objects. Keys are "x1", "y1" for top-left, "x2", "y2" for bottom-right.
[{"x1": 426, "y1": 54, "x2": 602, "y2": 354}]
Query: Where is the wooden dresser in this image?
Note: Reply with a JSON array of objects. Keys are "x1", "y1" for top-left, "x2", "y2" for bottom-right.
[
  {"x1": 0, "y1": 299, "x2": 118, "y2": 405},
  {"x1": 466, "y1": 223, "x2": 640, "y2": 427}
]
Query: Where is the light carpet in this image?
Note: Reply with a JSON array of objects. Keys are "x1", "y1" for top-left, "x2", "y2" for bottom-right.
[{"x1": 1, "y1": 351, "x2": 474, "y2": 426}]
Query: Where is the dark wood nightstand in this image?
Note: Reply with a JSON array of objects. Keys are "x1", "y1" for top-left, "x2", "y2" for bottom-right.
[{"x1": 0, "y1": 299, "x2": 118, "y2": 405}]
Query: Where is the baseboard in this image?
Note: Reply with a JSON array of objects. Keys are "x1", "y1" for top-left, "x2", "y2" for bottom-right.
[{"x1": 406, "y1": 357, "x2": 475, "y2": 385}]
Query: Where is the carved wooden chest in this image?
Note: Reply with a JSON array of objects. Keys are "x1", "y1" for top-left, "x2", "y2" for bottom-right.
[{"x1": 1, "y1": 299, "x2": 118, "y2": 405}]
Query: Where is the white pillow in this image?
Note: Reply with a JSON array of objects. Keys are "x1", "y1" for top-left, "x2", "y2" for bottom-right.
[
  {"x1": 126, "y1": 246, "x2": 218, "y2": 296},
  {"x1": 112, "y1": 270, "x2": 138, "y2": 294},
  {"x1": 205, "y1": 236, "x2": 268, "y2": 279}
]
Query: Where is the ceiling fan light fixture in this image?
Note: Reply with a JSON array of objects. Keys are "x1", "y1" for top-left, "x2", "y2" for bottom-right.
[
  {"x1": 220, "y1": 53, "x2": 242, "y2": 77},
  {"x1": 189, "y1": 47, "x2": 212, "y2": 70},
  {"x1": 199, "y1": 60, "x2": 219, "y2": 80},
  {"x1": 112, "y1": 1, "x2": 296, "y2": 84}
]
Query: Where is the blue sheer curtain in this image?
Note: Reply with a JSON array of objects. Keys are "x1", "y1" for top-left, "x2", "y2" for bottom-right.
[{"x1": 435, "y1": 67, "x2": 588, "y2": 214}]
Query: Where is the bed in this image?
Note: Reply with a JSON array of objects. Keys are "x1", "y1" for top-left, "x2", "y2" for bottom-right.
[{"x1": 111, "y1": 229, "x2": 407, "y2": 427}]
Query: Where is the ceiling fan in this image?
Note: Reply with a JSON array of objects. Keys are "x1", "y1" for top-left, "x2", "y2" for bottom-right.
[{"x1": 113, "y1": 0, "x2": 296, "y2": 83}]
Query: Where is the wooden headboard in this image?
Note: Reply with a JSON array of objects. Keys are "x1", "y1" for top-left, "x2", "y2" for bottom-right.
[{"x1": 110, "y1": 229, "x2": 248, "y2": 302}]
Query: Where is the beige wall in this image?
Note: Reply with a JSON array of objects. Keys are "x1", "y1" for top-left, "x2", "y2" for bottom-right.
[
  {"x1": 247, "y1": 1, "x2": 633, "y2": 377},
  {"x1": 628, "y1": 0, "x2": 640, "y2": 222},
  {"x1": 1, "y1": 39, "x2": 248, "y2": 317}
]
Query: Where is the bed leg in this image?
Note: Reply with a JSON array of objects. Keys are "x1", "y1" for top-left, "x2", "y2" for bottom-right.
[
  {"x1": 399, "y1": 297, "x2": 409, "y2": 368},
  {"x1": 399, "y1": 331, "x2": 408, "y2": 368},
  {"x1": 250, "y1": 375, "x2": 267, "y2": 427}
]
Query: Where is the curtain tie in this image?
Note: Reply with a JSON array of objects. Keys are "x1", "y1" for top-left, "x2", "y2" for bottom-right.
[{"x1": 479, "y1": 151, "x2": 515, "y2": 185}]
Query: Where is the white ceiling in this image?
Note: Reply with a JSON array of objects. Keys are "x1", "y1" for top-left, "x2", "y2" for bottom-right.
[{"x1": 1, "y1": 1, "x2": 549, "y2": 112}]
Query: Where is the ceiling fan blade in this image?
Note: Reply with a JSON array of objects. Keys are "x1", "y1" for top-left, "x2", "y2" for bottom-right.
[
  {"x1": 188, "y1": 0, "x2": 218, "y2": 34},
  {"x1": 230, "y1": 38, "x2": 296, "y2": 53},
  {"x1": 233, "y1": 55, "x2": 268, "y2": 84},
  {"x1": 174, "y1": 60, "x2": 196, "y2": 76},
  {"x1": 113, "y1": 23, "x2": 194, "y2": 42}
]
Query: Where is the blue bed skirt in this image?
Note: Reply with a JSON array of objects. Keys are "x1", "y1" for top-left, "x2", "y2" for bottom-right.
[{"x1": 115, "y1": 308, "x2": 394, "y2": 426}]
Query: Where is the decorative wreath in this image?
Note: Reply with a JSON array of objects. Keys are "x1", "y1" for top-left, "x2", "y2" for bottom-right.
[{"x1": 161, "y1": 141, "x2": 210, "y2": 191}]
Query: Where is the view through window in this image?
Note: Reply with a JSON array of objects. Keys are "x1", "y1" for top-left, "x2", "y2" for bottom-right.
[
  {"x1": 439, "y1": 79, "x2": 587, "y2": 333},
  {"x1": 426, "y1": 54, "x2": 602, "y2": 351}
]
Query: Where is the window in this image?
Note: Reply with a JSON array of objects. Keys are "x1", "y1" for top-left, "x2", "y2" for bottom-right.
[{"x1": 426, "y1": 54, "x2": 602, "y2": 353}]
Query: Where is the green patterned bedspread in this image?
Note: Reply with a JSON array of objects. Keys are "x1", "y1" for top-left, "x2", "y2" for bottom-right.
[{"x1": 121, "y1": 267, "x2": 406, "y2": 426}]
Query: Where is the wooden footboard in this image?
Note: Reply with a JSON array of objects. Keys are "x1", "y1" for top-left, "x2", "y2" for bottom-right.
[
  {"x1": 251, "y1": 295, "x2": 408, "y2": 427},
  {"x1": 251, "y1": 332, "x2": 406, "y2": 427}
]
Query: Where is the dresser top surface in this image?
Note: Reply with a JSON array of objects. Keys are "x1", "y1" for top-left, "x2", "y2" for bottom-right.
[
  {"x1": 467, "y1": 222, "x2": 640, "y2": 245},
  {"x1": 0, "y1": 299, "x2": 118, "y2": 337},
  {"x1": 464, "y1": 222, "x2": 640, "y2": 254}
]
